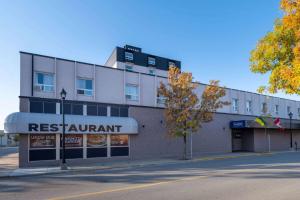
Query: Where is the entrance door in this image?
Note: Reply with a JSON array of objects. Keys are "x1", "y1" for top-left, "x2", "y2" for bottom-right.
[{"x1": 232, "y1": 129, "x2": 242, "y2": 151}]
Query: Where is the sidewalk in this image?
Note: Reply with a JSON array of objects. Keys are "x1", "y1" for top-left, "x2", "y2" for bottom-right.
[{"x1": 0, "y1": 151, "x2": 276, "y2": 178}]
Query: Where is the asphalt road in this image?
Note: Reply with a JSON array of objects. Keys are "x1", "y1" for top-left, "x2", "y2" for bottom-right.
[{"x1": 1, "y1": 152, "x2": 300, "y2": 200}]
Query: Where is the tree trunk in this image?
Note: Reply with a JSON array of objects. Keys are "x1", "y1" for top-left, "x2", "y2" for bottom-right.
[{"x1": 183, "y1": 135, "x2": 187, "y2": 160}]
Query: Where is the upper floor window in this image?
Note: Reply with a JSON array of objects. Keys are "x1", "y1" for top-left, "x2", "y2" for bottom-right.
[
  {"x1": 246, "y1": 100, "x2": 252, "y2": 113},
  {"x1": 77, "y1": 79, "x2": 93, "y2": 96},
  {"x1": 287, "y1": 106, "x2": 291, "y2": 115},
  {"x1": 125, "y1": 65, "x2": 133, "y2": 71},
  {"x1": 275, "y1": 105, "x2": 279, "y2": 115},
  {"x1": 261, "y1": 102, "x2": 268, "y2": 114},
  {"x1": 232, "y1": 98, "x2": 238, "y2": 112},
  {"x1": 149, "y1": 69, "x2": 155, "y2": 75},
  {"x1": 148, "y1": 57, "x2": 156, "y2": 66},
  {"x1": 34, "y1": 72, "x2": 54, "y2": 92},
  {"x1": 125, "y1": 84, "x2": 139, "y2": 101},
  {"x1": 169, "y1": 61, "x2": 176, "y2": 68},
  {"x1": 157, "y1": 94, "x2": 166, "y2": 105},
  {"x1": 125, "y1": 51, "x2": 133, "y2": 61}
]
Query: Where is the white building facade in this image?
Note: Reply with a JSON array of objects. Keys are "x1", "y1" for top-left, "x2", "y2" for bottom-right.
[{"x1": 4, "y1": 45, "x2": 300, "y2": 167}]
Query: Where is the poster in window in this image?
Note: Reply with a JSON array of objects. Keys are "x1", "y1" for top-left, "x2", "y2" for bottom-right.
[
  {"x1": 61, "y1": 134, "x2": 83, "y2": 147},
  {"x1": 30, "y1": 134, "x2": 56, "y2": 148},
  {"x1": 87, "y1": 134, "x2": 107, "y2": 147},
  {"x1": 111, "y1": 135, "x2": 128, "y2": 146}
]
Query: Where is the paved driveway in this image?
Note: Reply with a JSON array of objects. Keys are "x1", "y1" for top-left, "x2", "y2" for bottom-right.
[{"x1": 0, "y1": 151, "x2": 300, "y2": 200}]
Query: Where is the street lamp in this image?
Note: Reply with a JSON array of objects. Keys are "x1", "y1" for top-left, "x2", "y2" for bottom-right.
[
  {"x1": 60, "y1": 88, "x2": 67, "y2": 170},
  {"x1": 288, "y1": 112, "x2": 293, "y2": 149}
]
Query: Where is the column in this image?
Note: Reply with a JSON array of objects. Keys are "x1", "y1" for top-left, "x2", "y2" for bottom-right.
[{"x1": 56, "y1": 133, "x2": 60, "y2": 160}]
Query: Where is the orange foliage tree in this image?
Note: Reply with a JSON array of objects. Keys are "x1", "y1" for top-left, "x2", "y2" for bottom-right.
[
  {"x1": 158, "y1": 67, "x2": 229, "y2": 159},
  {"x1": 250, "y1": 0, "x2": 300, "y2": 94}
]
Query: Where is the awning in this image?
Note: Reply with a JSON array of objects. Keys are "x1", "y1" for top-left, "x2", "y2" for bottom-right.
[
  {"x1": 4, "y1": 112, "x2": 138, "y2": 134},
  {"x1": 230, "y1": 120, "x2": 300, "y2": 129}
]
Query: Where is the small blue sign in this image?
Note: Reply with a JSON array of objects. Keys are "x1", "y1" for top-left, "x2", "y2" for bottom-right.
[{"x1": 230, "y1": 120, "x2": 246, "y2": 128}]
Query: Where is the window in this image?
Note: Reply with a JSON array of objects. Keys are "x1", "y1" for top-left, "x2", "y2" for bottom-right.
[
  {"x1": 87, "y1": 135, "x2": 107, "y2": 158},
  {"x1": 30, "y1": 101, "x2": 43, "y2": 113},
  {"x1": 98, "y1": 105, "x2": 107, "y2": 116},
  {"x1": 72, "y1": 104, "x2": 83, "y2": 115},
  {"x1": 44, "y1": 102, "x2": 56, "y2": 114},
  {"x1": 287, "y1": 106, "x2": 291, "y2": 115},
  {"x1": 111, "y1": 106, "x2": 120, "y2": 117},
  {"x1": 148, "y1": 57, "x2": 156, "y2": 65},
  {"x1": 275, "y1": 105, "x2": 279, "y2": 115},
  {"x1": 261, "y1": 102, "x2": 268, "y2": 114},
  {"x1": 125, "y1": 84, "x2": 139, "y2": 101},
  {"x1": 77, "y1": 79, "x2": 93, "y2": 96},
  {"x1": 60, "y1": 134, "x2": 83, "y2": 159},
  {"x1": 87, "y1": 105, "x2": 97, "y2": 116},
  {"x1": 298, "y1": 108, "x2": 300, "y2": 117},
  {"x1": 120, "y1": 107, "x2": 128, "y2": 117},
  {"x1": 157, "y1": 94, "x2": 166, "y2": 104},
  {"x1": 125, "y1": 51, "x2": 133, "y2": 61},
  {"x1": 246, "y1": 101, "x2": 252, "y2": 113},
  {"x1": 111, "y1": 135, "x2": 129, "y2": 157},
  {"x1": 169, "y1": 61, "x2": 176, "y2": 68},
  {"x1": 149, "y1": 69, "x2": 155, "y2": 75},
  {"x1": 125, "y1": 65, "x2": 133, "y2": 71},
  {"x1": 34, "y1": 72, "x2": 54, "y2": 92},
  {"x1": 232, "y1": 98, "x2": 238, "y2": 112},
  {"x1": 29, "y1": 134, "x2": 56, "y2": 161}
]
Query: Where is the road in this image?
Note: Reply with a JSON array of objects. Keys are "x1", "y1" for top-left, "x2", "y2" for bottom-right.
[{"x1": 1, "y1": 152, "x2": 300, "y2": 200}]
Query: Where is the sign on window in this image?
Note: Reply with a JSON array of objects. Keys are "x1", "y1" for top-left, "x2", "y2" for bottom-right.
[{"x1": 30, "y1": 134, "x2": 56, "y2": 149}]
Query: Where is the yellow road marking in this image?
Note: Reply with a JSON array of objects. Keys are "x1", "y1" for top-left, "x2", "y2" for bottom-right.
[
  {"x1": 48, "y1": 152, "x2": 275, "y2": 200},
  {"x1": 48, "y1": 176, "x2": 206, "y2": 200}
]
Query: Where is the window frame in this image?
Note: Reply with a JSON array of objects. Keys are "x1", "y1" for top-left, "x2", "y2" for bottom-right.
[
  {"x1": 232, "y1": 98, "x2": 238, "y2": 112},
  {"x1": 275, "y1": 105, "x2": 279, "y2": 115},
  {"x1": 261, "y1": 102, "x2": 268, "y2": 114},
  {"x1": 287, "y1": 106, "x2": 291, "y2": 115},
  {"x1": 125, "y1": 51, "x2": 133, "y2": 61},
  {"x1": 34, "y1": 72, "x2": 54, "y2": 93},
  {"x1": 76, "y1": 78, "x2": 93, "y2": 96},
  {"x1": 148, "y1": 57, "x2": 156, "y2": 66},
  {"x1": 125, "y1": 84, "x2": 139, "y2": 101},
  {"x1": 125, "y1": 65, "x2": 133, "y2": 71},
  {"x1": 246, "y1": 100, "x2": 252, "y2": 113},
  {"x1": 168, "y1": 61, "x2": 176, "y2": 68}
]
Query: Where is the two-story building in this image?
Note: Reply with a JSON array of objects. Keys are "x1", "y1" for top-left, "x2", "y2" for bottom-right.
[{"x1": 4, "y1": 45, "x2": 300, "y2": 167}]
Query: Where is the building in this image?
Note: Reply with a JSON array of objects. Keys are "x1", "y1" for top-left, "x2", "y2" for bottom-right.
[{"x1": 4, "y1": 45, "x2": 300, "y2": 168}]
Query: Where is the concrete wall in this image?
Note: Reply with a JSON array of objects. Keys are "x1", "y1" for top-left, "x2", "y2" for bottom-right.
[{"x1": 253, "y1": 129, "x2": 300, "y2": 152}]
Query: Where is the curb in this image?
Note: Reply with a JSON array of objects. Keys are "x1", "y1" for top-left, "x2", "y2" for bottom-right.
[{"x1": 0, "y1": 151, "x2": 283, "y2": 179}]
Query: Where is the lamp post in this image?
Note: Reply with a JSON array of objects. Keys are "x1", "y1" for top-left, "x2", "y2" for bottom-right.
[
  {"x1": 60, "y1": 88, "x2": 67, "y2": 170},
  {"x1": 288, "y1": 112, "x2": 293, "y2": 149}
]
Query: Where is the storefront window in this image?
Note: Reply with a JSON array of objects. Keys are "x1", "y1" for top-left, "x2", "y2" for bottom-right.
[
  {"x1": 111, "y1": 135, "x2": 129, "y2": 157},
  {"x1": 29, "y1": 134, "x2": 56, "y2": 161},
  {"x1": 87, "y1": 135, "x2": 107, "y2": 147},
  {"x1": 61, "y1": 134, "x2": 83, "y2": 148},
  {"x1": 60, "y1": 134, "x2": 83, "y2": 159},
  {"x1": 87, "y1": 134, "x2": 107, "y2": 158},
  {"x1": 30, "y1": 134, "x2": 56, "y2": 149}
]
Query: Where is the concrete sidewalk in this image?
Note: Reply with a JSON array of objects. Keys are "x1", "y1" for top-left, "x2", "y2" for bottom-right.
[{"x1": 0, "y1": 151, "x2": 277, "y2": 178}]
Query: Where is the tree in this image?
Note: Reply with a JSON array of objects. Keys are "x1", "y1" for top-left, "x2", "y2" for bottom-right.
[
  {"x1": 158, "y1": 67, "x2": 229, "y2": 159},
  {"x1": 250, "y1": 0, "x2": 300, "y2": 95}
]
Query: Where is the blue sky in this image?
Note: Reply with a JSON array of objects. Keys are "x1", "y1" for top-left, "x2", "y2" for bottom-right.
[{"x1": 0, "y1": 0, "x2": 298, "y2": 128}]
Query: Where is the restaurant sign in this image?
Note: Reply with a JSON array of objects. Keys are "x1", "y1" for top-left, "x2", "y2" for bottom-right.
[{"x1": 4, "y1": 112, "x2": 138, "y2": 134}]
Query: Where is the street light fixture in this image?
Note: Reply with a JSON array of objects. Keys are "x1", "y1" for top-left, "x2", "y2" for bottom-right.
[
  {"x1": 60, "y1": 88, "x2": 68, "y2": 170},
  {"x1": 288, "y1": 111, "x2": 293, "y2": 149}
]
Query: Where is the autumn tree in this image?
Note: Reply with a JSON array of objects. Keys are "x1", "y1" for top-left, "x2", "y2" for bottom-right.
[
  {"x1": 250, "y1": 0, "x2": 300, "y2": 94},
  {"x1": 158, "y1": 67, "x2": 229, "y2": 159}
]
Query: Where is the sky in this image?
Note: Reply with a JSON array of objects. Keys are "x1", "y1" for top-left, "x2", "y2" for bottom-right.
[{"x1": 0, "y1": 0, "x2": 299, "y2": 129}]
